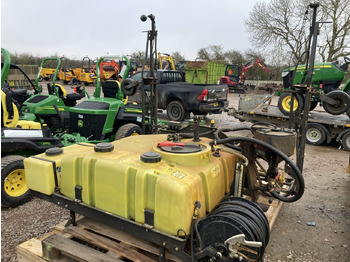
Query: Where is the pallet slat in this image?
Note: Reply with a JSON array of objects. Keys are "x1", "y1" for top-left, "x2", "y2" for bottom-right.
[{"x1": 42, "y1": 234, "x2": 121, "y2": 262}]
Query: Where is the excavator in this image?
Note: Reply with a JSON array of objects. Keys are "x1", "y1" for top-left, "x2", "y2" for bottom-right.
[
  {"x1": 158, "y1": 52, "x2": 175, "y2": 70},
  {"x1": 220, "y1": 58, "x2": 274, "y2": 92}
]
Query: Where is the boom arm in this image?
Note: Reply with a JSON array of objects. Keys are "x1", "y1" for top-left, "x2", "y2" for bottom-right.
[
  {"x1": 240, "y1": 58, "x2": 274, "y2": 83},
  {"x1": 158, "y1": 52, "x2": 175, "y2": 70}
]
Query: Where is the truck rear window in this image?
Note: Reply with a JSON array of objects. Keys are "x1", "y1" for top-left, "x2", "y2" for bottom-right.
[{"x1": 161, "y1": 72, "x2": 183, "y2": 83}]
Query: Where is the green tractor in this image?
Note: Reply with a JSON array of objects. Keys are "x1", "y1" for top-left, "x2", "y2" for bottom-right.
[
  {"x1": 277, "y1": 56, "x2": 350, "y2": 117},
  {"x1": 1, "y1": 48, "x2": 64, "y2": 207},
  {"x1": 20, "y1": 57, "x2": 89, "y2": 130},
  {"x1": 61, "y1": 55, "x2": 144, "y2": 143}
]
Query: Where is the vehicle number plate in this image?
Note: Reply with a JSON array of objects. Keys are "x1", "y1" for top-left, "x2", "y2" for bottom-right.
[{"x1": 213, "y1": 102, "x2": 218, "y2": 107}]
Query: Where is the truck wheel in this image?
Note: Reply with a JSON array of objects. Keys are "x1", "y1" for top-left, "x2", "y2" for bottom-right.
[
  {"x1": 167, "y1": 101, "x2": 186, "y2": 121},
  {"x1": 115, "y1": 123, "x2": 142, "y2": 140},
  {"x1": 306, "y1": 123, "x2": 326, "y2": 145},
  {"x1": 1, "y1": 155, "x2": 32, "y2": 208},
  {"x1": 323, "y1": 90, "x2": 350, "y2": 115},
  {"x1": 341, "y1": 132, "x2": 350, "y2": 151},
  {"x1": 277, "y1": 93, "x2": 304, "y2": 115}
]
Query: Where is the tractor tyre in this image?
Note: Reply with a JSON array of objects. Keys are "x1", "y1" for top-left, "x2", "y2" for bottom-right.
[
  {"x1": 167, "y1": 101, "x2": 186, "y2": 121},
  {"x1": 323, "y1": 90, "x2": 350, "y2": 115},
  {"x1": 1, "y1": 155, "x2": 32, "y2": 208},
  {"x1": 115, "y1": 123, "x2": 142, "y2": 140},
  {"x1": 341, "y1": 132, "x2": 350, "y2": 151},
  {"x1": 277, "y1": 93, "x2": 304, "y2": 115},
  {"x1": 306, "y1": 123, "x2": 326, "y2": 146}
]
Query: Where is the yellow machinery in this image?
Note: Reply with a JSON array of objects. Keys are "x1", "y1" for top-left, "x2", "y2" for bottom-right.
[
  {"x1": 25, "y1": 134, "x2": 237, "y2": 236},
  {"x1": 71, "y1": 56, "x2": 97, "y2": 85},
  {"x1": 38, "y1": 68, "x2": 56, "y2": 81},
  {"x1": 57, "y1": 57, "x2": 75, "y2": 84},
  {"x1": 158, "y1": 52, "x2": 175, "y2": 70}
]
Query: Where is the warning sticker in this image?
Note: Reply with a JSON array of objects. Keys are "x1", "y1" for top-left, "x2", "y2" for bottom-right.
[
  {"x1": 200, "y1": 152, "x2": 210, "y2": 161},
  {"x1": 170, "y1": 171, "x2": 186, "y2": 179},
  {"x1": 211, "y1": 165, "x2": 220, "y2": 178}
]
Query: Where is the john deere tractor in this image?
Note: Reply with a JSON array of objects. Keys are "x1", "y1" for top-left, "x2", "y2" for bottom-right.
[
  {"x1": 20, "y1": 57, "x2": 89, "y2": 130},
  {"x1": 62, "y1": 55, "x2": 144, "y2": 142},
  {"x1": 278, "y1": 56, "x2": 350, "y2": 117},
  {"x1": 1, "y1": 48, "x2": 65, "y2": 207}
]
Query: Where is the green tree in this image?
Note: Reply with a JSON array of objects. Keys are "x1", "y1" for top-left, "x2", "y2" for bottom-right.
[
  {"x1": 197, "y1": 45, "x2": 226, "y2": 61},
  {"x1": 245, "y1": 0, "x2": 350, "y2": 63}
]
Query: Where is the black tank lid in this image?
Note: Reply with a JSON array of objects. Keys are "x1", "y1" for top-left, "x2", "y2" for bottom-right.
[
  {"x1": 141, "y1": 152, "x2": 162, "y2": 163},
  {"x1": 94, "y1": 143, "x2": 114, "y2": 153},
  {"x1": 45, "y1": 147, "x2": 64, "y2": 156}
]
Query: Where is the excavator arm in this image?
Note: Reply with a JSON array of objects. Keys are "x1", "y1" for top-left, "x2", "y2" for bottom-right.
[
  {"x1": 158, "y1": 52, "x2": 176, "y2": 70},
  {"x1": 240, "y1": 58, "x2": 274, "y2": 83}
]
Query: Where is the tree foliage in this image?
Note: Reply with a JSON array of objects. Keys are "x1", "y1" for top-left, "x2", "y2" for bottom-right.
[{"x1": 245, "y1": 0, "x2": 350, "y2": 63}]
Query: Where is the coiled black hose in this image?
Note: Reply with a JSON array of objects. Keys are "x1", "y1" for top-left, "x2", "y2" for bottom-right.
[
  {"x1": 209, "y1": 137, "x2": 305, "y2": 202},
  {"x1": 195, "y1": 197, "x2": 270, "y2": 262}
]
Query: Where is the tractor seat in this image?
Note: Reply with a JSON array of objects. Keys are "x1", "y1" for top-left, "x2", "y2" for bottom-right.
[
  {"x1": 102, "y1": 80, "x2": 120, "y2": 98},
  {"x1": 11, "y1": 89, "x2": 28, "y2": 96},
  {"x1": 66, "y1": 92, "x2": 85, "y2": 101}
]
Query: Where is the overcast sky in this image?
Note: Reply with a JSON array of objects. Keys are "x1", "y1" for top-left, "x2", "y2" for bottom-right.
[{"x1": 1, "y1": 0, "x2": 266, "y2": 61}]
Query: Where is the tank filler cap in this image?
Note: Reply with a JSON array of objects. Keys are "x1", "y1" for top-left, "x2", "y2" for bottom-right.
[
  {"x1": 45, "y1": 147, "x2": 64, "y2": 156},
  {"x1": 94, "y1": 143, "x2": 114, "y2": 153},
  {"x1": 141, "y1": 152, "x2": 162, "y2": 163}
]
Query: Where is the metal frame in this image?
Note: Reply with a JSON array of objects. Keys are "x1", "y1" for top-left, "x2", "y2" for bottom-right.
[{"x1": 31, "y1": 190, "x2": 194, "y2": 262}]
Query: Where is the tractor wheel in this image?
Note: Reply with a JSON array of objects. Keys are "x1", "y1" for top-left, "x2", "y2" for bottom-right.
[
  {"x1": 341, "y1": 132, "x2": 350, "y2": 151},
  {"x1": 1, "y1": 155, "x2": 32, "y2": 208},
  {"x1": 323, "y1": 90, "x2": 350, "y2": 115},
  {"x1": 115, "y1": 123, "x2": 142, "y2": 140},
  {"x1": 38, "y1": 76, "x2": 43, "y2": 82},
  {"x1": 277, "y1": 93, "x2": 304, "y2": 115},
  {"x1": 167, "y1": 101, "x2": 186, "y2": 121},
  {"x1": 306, "y1": 123, "x2": 326, "y2": 146}
]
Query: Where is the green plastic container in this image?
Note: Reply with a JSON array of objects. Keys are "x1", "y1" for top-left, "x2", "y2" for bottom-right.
[{"x1": 185, "y1": 61, "x2": 226, "y2": 84}]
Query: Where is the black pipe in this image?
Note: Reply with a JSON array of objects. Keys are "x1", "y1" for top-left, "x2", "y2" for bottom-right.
[{"x1": 209, "y1": 136, "x2": 305, "y2": 202}]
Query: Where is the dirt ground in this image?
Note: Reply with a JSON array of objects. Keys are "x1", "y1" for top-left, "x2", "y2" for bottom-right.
[{"x1": 1, "y1": 85, "x2": 349, "y2": 261}]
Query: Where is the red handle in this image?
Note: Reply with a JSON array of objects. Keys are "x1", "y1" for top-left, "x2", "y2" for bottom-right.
[{"x1": 157, "y1": 141, "x2": 186, "y2": 147}]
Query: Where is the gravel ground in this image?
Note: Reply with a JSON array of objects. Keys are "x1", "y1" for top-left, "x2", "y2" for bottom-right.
[{"x1": 1, "y1": 85, "x2": 349, "y2": 261}]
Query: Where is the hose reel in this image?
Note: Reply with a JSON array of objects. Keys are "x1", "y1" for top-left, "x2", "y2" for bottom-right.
[{"x1": 194, "y1": 197, "x2": 269, "y2": 262}]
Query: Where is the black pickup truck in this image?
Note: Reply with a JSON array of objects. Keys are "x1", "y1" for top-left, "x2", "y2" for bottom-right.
[{"x1": 128, "y1": 70, "x2": 229, "y2": 121}]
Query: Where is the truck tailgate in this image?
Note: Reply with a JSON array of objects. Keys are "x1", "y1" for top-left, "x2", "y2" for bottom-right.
[{"x1": 207, "y1": 85, "x2": 228, "y2": 102}]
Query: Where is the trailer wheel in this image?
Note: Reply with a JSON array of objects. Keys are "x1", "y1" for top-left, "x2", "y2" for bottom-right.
[
  {"x1": 277, "y1": 93, "x2": 304, "y2": 115},
  {"x1": 1, "y1": 155, "x2": 32, "y2": 208},
  {"x1": 341, "y1": 132, "x2": 350, "y2": 151},
  {"x1": 323, "y1": 90, "x2": 350, "y2": 115},
  {"x1": 115, "y1": 123, "x2": 142, "y2": 140},
  {"x1": 167, "y1": 101, "x2": 186, "y2": 121},
  {"x1": 306, "y1": 123, "x2": 326, "y2": 145}
]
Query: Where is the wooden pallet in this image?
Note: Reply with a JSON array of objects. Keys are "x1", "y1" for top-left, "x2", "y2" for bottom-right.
[{"x1": 17, "y1": 195, "x2": 283, "y2": 262}]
